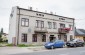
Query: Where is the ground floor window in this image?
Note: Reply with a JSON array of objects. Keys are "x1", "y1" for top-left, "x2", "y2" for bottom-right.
[
  {"x1": 32, "y1": 34, "x2": 37, "y2": 42},
  {"x1": 70, "y1": 35, "x2": 73, "y2": 41},
  {"x1": 58, "y1": 35, "x2": 61, "y2": 40},
  {"x1": 42, "y1": 35, "x2": 46, "y2": 42},
  {"x1": 21, "y1": 34, "x2": 27, "y2": 42},
  {"x1": 64, "y1": 35, "x2": 67, "y2": 42}
]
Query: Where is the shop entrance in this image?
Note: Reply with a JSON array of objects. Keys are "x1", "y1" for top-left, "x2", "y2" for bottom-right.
[{"x1": 49, "y1": 35, "x2": 56, "y2": 42}]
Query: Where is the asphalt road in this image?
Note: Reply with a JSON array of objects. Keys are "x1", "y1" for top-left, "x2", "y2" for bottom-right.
[{"x1": 12, "y1": 47, "x2": 85, "y2": 55}]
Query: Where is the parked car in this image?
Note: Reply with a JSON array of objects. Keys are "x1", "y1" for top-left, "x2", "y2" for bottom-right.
[
  {"x1": 66, "y1": 39, "x2": 84, "y2": 47},
  {"x1": 44, "y1": 40, "x2": 65, "y2": 49}
]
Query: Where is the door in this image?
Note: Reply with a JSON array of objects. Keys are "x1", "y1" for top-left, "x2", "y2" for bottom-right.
[
  {"x1": 83, "y1": 37, "x2": 85, "y2": 42},
  {"x1": 49, "y1": 35, "x2": 56, "y2": 42}
]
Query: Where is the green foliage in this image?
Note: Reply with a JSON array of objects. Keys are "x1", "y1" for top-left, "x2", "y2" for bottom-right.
[
  {"x1": 6, "y1": 44, "x2": 14, "y2": 46},
  {"x1": 1, "y1": 28, "x2": 3, "y2": 34},
  {"x1": 0, "y1": 28, "x2": 4, "y2": 42},
  {"x1": 18, "y1": 44, "x2": 28, "y2": 47}
]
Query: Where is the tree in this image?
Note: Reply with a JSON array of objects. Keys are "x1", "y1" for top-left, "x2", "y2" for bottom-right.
[
  {"x1": 0, "y1": 28, "x2": 4, "y2": 42},
  {"x1": 1, "y1": 28, "x2": 3, "y2": 34}
]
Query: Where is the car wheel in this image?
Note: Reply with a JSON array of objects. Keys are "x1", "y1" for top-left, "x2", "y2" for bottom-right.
[
  {"x1": 51, "y1": 46, "x2": 54, "y2": 49},
  {"x1": 81, "y1": 44, "x2": 84, "y2": 47}
]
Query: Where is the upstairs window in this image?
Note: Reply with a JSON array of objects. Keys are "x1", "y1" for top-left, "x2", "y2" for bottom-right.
[
  {"x1": 36, "y1": 20, "x2": 44, "y2": 28},
  {"x1": 21, "y1": 18, "x2": 29, "y2": 27},
  {"x1": 41, "y1": 21, "x2": 44, "y2": 28},
  {"x1": 48, "y1": 22, "x2": 52, "y2": 29},
  {"x1": 60, "y1": 23, "x2": 65, "y2": 28},
  {"x1": 36, "y1": 20, "x2": 40, "y2": 28},
  {"x1": 69, "y1": 25, "x2": 73, "y2": 30},
  {"x1": 53, "y1": 22, "x2": 57, "y2": 29}
]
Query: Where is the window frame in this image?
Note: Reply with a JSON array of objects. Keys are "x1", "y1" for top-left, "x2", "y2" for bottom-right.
[
  {"x1": 21, "y1": 18, "x2": 29, "y2": 27},
  {"x1": 53, "y1": 22, "x2": 57, "y2": 29},
  {"x1": 69, "y1": 25, "x2": 73, "y2": 31},
  {"x1": 42, "y1": 35, "x2": 46, "y2": 42},
  {"x1": 21, "y1": 33, "x2": 27, "y2": 42},
  {"x1": 41, "y1": 21, "x2": 44, "y2": 28},
  {"x1": 48, "y1": 22, "x2": 52, "y2": 29},
  {"x1": 60, "y1": 23, "x2": 65, "y2": 28},
  {"x1": 32, "y1": 34, "x2": 37, "y2": 42}
]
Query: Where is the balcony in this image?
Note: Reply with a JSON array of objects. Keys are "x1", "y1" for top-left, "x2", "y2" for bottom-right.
[
  {"x1": 34, "y1": 27, "x2": 48, "y2": 33},
  {"x1": 58, "y1": 28, "x2": 70, "y2": 34}
]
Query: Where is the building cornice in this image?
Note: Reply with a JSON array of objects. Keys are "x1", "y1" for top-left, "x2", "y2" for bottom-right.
[{"x1": 17, "y1": 7, "x2": 75, "y2": 20}]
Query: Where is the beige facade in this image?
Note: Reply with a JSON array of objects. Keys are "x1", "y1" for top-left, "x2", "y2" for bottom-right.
[{"x1": 9, "y1": 6, "x2": 75, "y2": 45}]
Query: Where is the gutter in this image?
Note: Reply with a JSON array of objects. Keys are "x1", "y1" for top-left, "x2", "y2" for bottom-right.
[{"x1": 17, "y1": 7, "x2": 20, "y2": 45}]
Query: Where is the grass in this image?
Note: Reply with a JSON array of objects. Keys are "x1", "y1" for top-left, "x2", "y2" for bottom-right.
[
  {"x1": 18, "y1": 44, "x2": 28, "y2": 47},
  {"x1": 6, "y1": 44, "x2": 14, "y2": 46},
  {"x1": 18, "y1": 44, "x2": 43, "y2": 47},
  {"x1": 0, "y1": 42, "x2": 8, "y2": 47}
]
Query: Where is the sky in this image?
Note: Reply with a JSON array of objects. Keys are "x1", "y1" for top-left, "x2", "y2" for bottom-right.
[{"x1": 0, "y1": 0, "x2": 85, "y2": 33}]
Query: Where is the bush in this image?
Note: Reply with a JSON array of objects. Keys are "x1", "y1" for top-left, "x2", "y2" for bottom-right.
[
  {"x1": 6, "y1": 44, "x2": 14, "y2": 46},
  {"x1": 18, "y1": 44, "x2": 28, "y2": 47}
]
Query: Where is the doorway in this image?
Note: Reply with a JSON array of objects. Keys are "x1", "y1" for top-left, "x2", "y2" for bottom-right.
[
  {"x1": 49, "y1": 35, "x2": 56, "y2": 42},
  {"x1": 83, "y1": 37, "x2": 85, "y2": 42}
]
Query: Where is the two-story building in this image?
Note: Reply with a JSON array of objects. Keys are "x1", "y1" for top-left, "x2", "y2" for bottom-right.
[{"x1": 8, "y1": 6, "x2": 75, "y2": 45}]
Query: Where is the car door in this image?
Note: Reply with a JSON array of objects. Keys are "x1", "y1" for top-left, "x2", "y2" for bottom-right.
[
  {"x1": 76, "y1": 39, "x2": 83, "y2": 46},
  {"x1": 54, "y1": 40, "x2": 64, "y2": 47}
]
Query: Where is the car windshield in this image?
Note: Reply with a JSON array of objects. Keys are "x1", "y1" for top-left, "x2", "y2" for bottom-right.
[
  {"x1": 71, "y1": 39, "x2": 80, "y2": 42},
  {"x1": 53, "y1": 40, "x2": 63, "y2": 42}
]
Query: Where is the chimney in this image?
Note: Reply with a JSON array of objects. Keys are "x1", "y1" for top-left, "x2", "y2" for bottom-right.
[
  {"x1": 30, "y1": 7, "x2": 32, "y2": 10},
  {"x1": 28, "y1": 6, "x2": 32, "y2": 10},
  {"x1": 45, "y1": 10, "x2": 47, "y2": 13}
]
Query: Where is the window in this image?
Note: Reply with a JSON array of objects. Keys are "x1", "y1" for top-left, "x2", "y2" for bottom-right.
[
  {"x1": 42, "y1": 35, "x2": 46, "y2": 42},
  {"x1": 60, "y1": 23, "x2": 65, "y2": 28},
  {"x1": 36, "y1": 20, "x2": 39, "y2": 28},
  {"x1": 69, "y1": 25, "x2": 73, "y2": 30},
  {"x1": 48, "y1": 22, "x2": 52, "y2": 29},
  {"x1": 41, "y1": 21, "x2": 44, "y2": 28},
  {"x1": 21, "y1": 34, "x2": 27, "y2": 42},
  {"x1": 53, "y1": 22, "x2": 57, "y2": 29},
  {"x1": 32, "y1": 34, "x2": 37, "y2": 42},
  {"x1": 59, "y1": 18, "x2": 65, "y2": 20},
  {"x1": 58, "y1": 35, "x2": 61, "y2": 40},
  {"x1": 70, "y1": 35, "x2": 73, "y2": 41},
  {"x1": 21, "y1": 18, "x2": 29, "y2": 27},
  {"x1": 36, "y1": 20, "x2": 44, "y2": 28},
  {"x1": 36, "y1": 13, "x2": 44, "y2": 17},
  {"x1": 39, "y1": 14, "x2": 41, "y2": 16},
  {"x1": 64, "y1": 35, "x2": 67, "y2": 42}
]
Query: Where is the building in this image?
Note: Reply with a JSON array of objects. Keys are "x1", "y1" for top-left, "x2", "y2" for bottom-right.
[
  {"x1": 75, "y1": 29, "x2": 85, "y2": 41},
  {"x1": 9, "y1": 6, "x2": 75, "y2": 45},
  {"x1": 2, "y1": 33, "x2": 8, "y2": 42}
]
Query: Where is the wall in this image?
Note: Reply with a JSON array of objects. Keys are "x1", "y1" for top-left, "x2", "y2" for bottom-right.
[
  {"x1": 8, "y1": 7, "x2": 18, "y2": 44},
  {"x1": 75, "y1": 36, "x2": 83, "y2": 40}
]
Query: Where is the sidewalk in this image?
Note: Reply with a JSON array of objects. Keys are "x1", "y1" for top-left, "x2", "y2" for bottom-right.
[
  {"x1": 0, "y1": 46, "x2": 67, "y2": 55},
  {"x1": 0, "y1": 47, "x2": 34, "y2": 55}
]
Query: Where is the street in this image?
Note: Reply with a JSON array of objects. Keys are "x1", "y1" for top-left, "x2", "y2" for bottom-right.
[{"x1": 12, "y1": 47, "x2": 85, "y2": 55}]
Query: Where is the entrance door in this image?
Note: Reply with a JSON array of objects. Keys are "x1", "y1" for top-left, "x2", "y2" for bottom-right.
[
  {"x1": 83, "y1": 37, "x2": 85, "y2": 42},
  {"x1": 49, "y1": 35, "x2": 56, "y2": 42},
  {"x1": 64, "y1": 35, "x2": 67, "y2": 42}
]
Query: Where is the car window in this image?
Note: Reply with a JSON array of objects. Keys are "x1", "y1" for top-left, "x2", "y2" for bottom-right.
[
  {"x1": 72, "y1": 39, "x2": 83, "y2": 42},
  {"x1": 55, "y1": 40, "x2": 63, "y2": 43}
]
